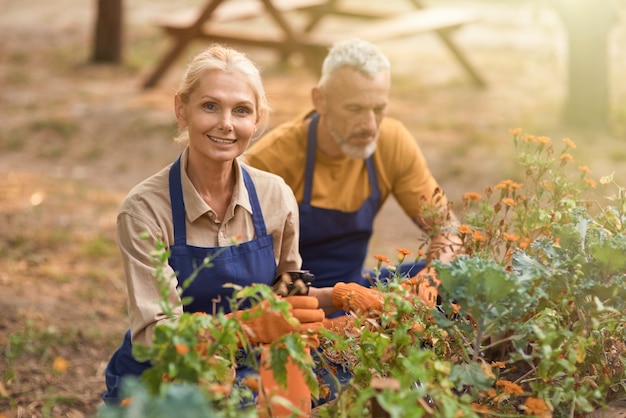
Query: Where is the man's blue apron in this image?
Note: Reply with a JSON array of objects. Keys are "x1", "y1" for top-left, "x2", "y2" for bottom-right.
[
  {"x1": 102, "y1": 156, "x2": 277, "y2": 404},
  {"x1": 299, "y1": 113, "x2": 423, "y2": 289},
  {"x1": 299, "y1": 113, "x2": 381, "y2": 289}
]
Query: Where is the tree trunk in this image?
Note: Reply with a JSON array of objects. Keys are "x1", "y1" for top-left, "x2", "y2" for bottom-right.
[
  {"x1": 92, "y1": 0, "x2": 123, "y2": 63},
  {"x1": 549, "y1": 0, "x2": 616, "y2": 130}
]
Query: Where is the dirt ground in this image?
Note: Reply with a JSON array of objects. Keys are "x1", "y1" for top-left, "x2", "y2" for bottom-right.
[{"x1": 1, "y1": 0, "x2": 625, "y2": 417}]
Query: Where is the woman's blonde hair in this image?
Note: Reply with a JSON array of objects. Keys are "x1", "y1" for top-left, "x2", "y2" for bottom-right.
[{"x1": 174, "y1": 44, "x2": 270, "y2": 144}]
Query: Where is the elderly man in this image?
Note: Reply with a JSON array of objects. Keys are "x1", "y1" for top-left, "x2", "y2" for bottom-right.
[{"x1": 245, "y1": 38, "x2": 460, "y2": 307}]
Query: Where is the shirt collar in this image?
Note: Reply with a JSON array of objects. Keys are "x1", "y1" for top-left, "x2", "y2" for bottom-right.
[{"x1": 179, "y1": 149, "x2": 253, "y2": 223}]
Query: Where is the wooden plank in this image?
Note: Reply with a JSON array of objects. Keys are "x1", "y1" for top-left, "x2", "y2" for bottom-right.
[
  {"x1": 308, "y1": 8, "x2": 478, "y2": 45},
  {"x1": 155, "y1": 0, "x2": 327, "y2": 29}
]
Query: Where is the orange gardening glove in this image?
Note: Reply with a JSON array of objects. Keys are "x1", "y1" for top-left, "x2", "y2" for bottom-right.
[
  {"x1": 229, "y1": 295, "x2": 325, "y2": 346},
  {"x1": 400, "y1": 267, "x2": 441, "y2": 309},
  {"x1": 331, "y1": 282, "x2": 384, "y2": 315}
]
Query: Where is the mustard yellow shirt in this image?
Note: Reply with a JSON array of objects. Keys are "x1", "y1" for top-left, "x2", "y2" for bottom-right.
[
  {"x1": 117, "y1": 149, "x2": 301, "y2": 346},
  {"x1": 245, "y1": 111, "x2": 445, "y2": 218}
]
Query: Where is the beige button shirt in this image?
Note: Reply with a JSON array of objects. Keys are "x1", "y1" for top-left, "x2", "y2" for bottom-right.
[{"x1": 116, "y1": 149, "x2": 301, "y2": 346}]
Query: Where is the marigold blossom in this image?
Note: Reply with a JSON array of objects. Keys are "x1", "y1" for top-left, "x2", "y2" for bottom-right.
[
  {"x1": 578, "y1": 165, "x2": 591, "y2": 174},
  {"x1": 120, "y1": 398, "x2": 133, "y2": 407},
  {"x1": 396, "y1": 247, "x2": 412, "y2": 257},
  {"x1": 584, "y1": 177, "x2": 597, "y2": 188},
  {"x1": 491, "y1": 361, "x2": 506, "y2": 369},
  {"x1": 563, "y1": 137, "x2": 576, "y2": 149},
  {"x1": 458, "y1": 224, "x2": 473, "y2": 235},
  {"x1": 53, "y1": 356, "x2": 69, "y2": 373},
  {"x1": 501, "y1": 197, "x2": 516, "y2": 207},
  {"x1": 471, "y1": 403, "x2": 492, "y2": 414},
  {"x1": 494, "y1": 179, "x2": 522, "y2": 191},
  {"x1": 503, "y1": 232, "x2": 519, "y2": 242},
  {"x1": 463, "y1": 192, "x2": 482, "y2": 201},
  {"x1": 519, "y1": 237, "x2": 531, "y2": 250},
  {"x1": 536, "y1": 136, "x2": 551, "y2": 145},
  {"x1": 374, "y1": 254, "x2": 390, "y2": 264},
  {"x1": 472, "y1": 230, "x2": 487, "y2": 242},
  {"x1": 496, "y1": 379, "x2": 524, "y2": 394},
  {"x1": 509, "y1": 127, "x2": 522, "y2": 136},
  {"x1": 523, "y1": 397, "x2": 550, "y2": 415},
  {"x1": 559, "y1": 153, "x2": 574, "y2": 163},
  {"x1": 242, "y1": 377, "x2": 260, "y2": 392},
  {"x1": 175, "y1": 343, "x2": 190, "y2": 355}
]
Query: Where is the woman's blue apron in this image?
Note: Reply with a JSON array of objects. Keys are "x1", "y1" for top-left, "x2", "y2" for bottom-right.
[{"x1": 102, "y1": 156, "x2": 277, "y2": 404}]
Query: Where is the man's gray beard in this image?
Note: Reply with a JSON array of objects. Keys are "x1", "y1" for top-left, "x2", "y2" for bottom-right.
[{"x1": 331, "y1": 131, "x2": 377, "y2": 159}]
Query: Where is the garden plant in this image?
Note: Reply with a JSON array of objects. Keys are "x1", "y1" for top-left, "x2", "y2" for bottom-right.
[{"x1": 97, "y1": 130, "x2": 626, "y2": 417}]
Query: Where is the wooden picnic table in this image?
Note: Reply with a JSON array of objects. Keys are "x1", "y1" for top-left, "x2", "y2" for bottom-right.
[{"x1": 142, "y1": 0, "x2": 486, "y2": 89}]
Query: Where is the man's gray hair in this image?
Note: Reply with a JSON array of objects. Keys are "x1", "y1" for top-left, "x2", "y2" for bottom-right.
[{"x1": 318, "y1": 38, "x2": 391, "y2": 88}]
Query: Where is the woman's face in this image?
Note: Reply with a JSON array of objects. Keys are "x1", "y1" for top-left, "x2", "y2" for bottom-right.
[{"x1": 175, "y1": 70, "x2": 259, "y2": 164}]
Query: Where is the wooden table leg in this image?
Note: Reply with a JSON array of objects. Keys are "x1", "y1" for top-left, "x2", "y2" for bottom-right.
[
  {"x1": 434, "y1": 29, "x2": 486, "y2": 88},
  {"x1": 142, "y1": 0, "x2": 225, "y2": 89}
]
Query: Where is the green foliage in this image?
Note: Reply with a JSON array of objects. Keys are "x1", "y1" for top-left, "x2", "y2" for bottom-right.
[
  {"x1": 98, "y1": 131, "x2": 626, "y2": 417},
  {"x1": 96, "y1": 378, "x2": 218, "y2": 418}
]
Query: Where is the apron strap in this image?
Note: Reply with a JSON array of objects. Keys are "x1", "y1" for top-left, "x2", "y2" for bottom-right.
[
  {"x1": 241, "y1": 166, "x2": 268, "y2": 237},
  {"x1": 169, "y1": 155, "x2": 187, "y2": 246},
  {"x1": 303, "y1": 113, "x2": 319, "y2": 205}
]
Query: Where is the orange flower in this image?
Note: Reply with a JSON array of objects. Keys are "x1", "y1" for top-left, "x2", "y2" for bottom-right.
[
  {"x1": 463, "y1": 192, "x2": 482, "y2": 202},
  {"x1": 522, "y1": 397, "x2": 550, "y2": 415},
  {"x1": 503, "y1": 232, "x2": 519, "y2": 242},
  {"x1": 501, "y1": 197, "x2": 516, "y2": 207},
  {"x1": 53, "y1": 356, "x2": 69, "y2": 373},
  {"x1": 491, "y1": 361, "x2": 506, "y2": 369},
  {"x1": 472, "y1": 230, "x2": 487, "y2": 242},
  {"x1": 519, "y1": 237, "x2": 531, "y2": 250},
  {"x1": 120, "y1": 397, "x2": 133, "y2": 407},
  {"x1": 584, "y1": 177, "x2": 597, "y2": 188},
  {"x1": 458, "y1": 224, "x2": 473, "y2": 235},
  {"x1": 495, "y1": 379, "x2": 524, "y2": 394},
  {"x1": 536, "y1": 136, "x2": 551, "y2": 145},
  {"x1": 563, "y1": 137, "x2": 576, "y2": 149},
  {"x1": 508, "y1": 128, "x2": 522, "y2": 136},
  {"x1": 578, "y1": 165, "x2": 591, "y2": 174},
  {"x1": 396, "y1": 247, "x2": 412, "y2": 257},
  {"x1": 241, "y1": 377, "x2": 260, "y2": 392},
  {"x1": 559, "y1": 153, "x2": 574, "y2": 163},
  {"x1": 471, "y1": 403, "x2": 492, "y2": 414},
  {"x1": 494, "y1": 179, "x2": 522, "y2": 191},
  {"x1": 373, "y1": 254, "x2": 390, "y2": 264},
  {"x1": 209, "y1": 383, "x2": 232, "y2": 396},
  {"x1": 175, "y1": 343, "x2": 189, "y2": 355}
]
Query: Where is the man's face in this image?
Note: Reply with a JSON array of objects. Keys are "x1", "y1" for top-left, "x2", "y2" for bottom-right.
[{"x1": 320, "y1": 67, "x2": 391, "y2": 159}]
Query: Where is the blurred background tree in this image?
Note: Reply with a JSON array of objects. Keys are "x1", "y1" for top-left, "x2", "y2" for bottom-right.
[
  {"x1": 92, "y1": 0, "x2": 123, "y2": 63},
  {"x1": 549, "y1": 0, "x2": 618, "y2": 130}
]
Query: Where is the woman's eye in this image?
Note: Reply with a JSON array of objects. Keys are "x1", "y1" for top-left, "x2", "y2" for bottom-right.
[
  {"x1": 234, "y1": 107, "x2": 252, "y2": 115},
  {"x1": 202, "y1": 103, "x2": 217, "y2": 111}
]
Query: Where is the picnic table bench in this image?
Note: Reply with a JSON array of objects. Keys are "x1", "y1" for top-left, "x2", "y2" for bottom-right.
[{"x1": 142, "y1": 0, "x2": 486, "y2": 89}]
